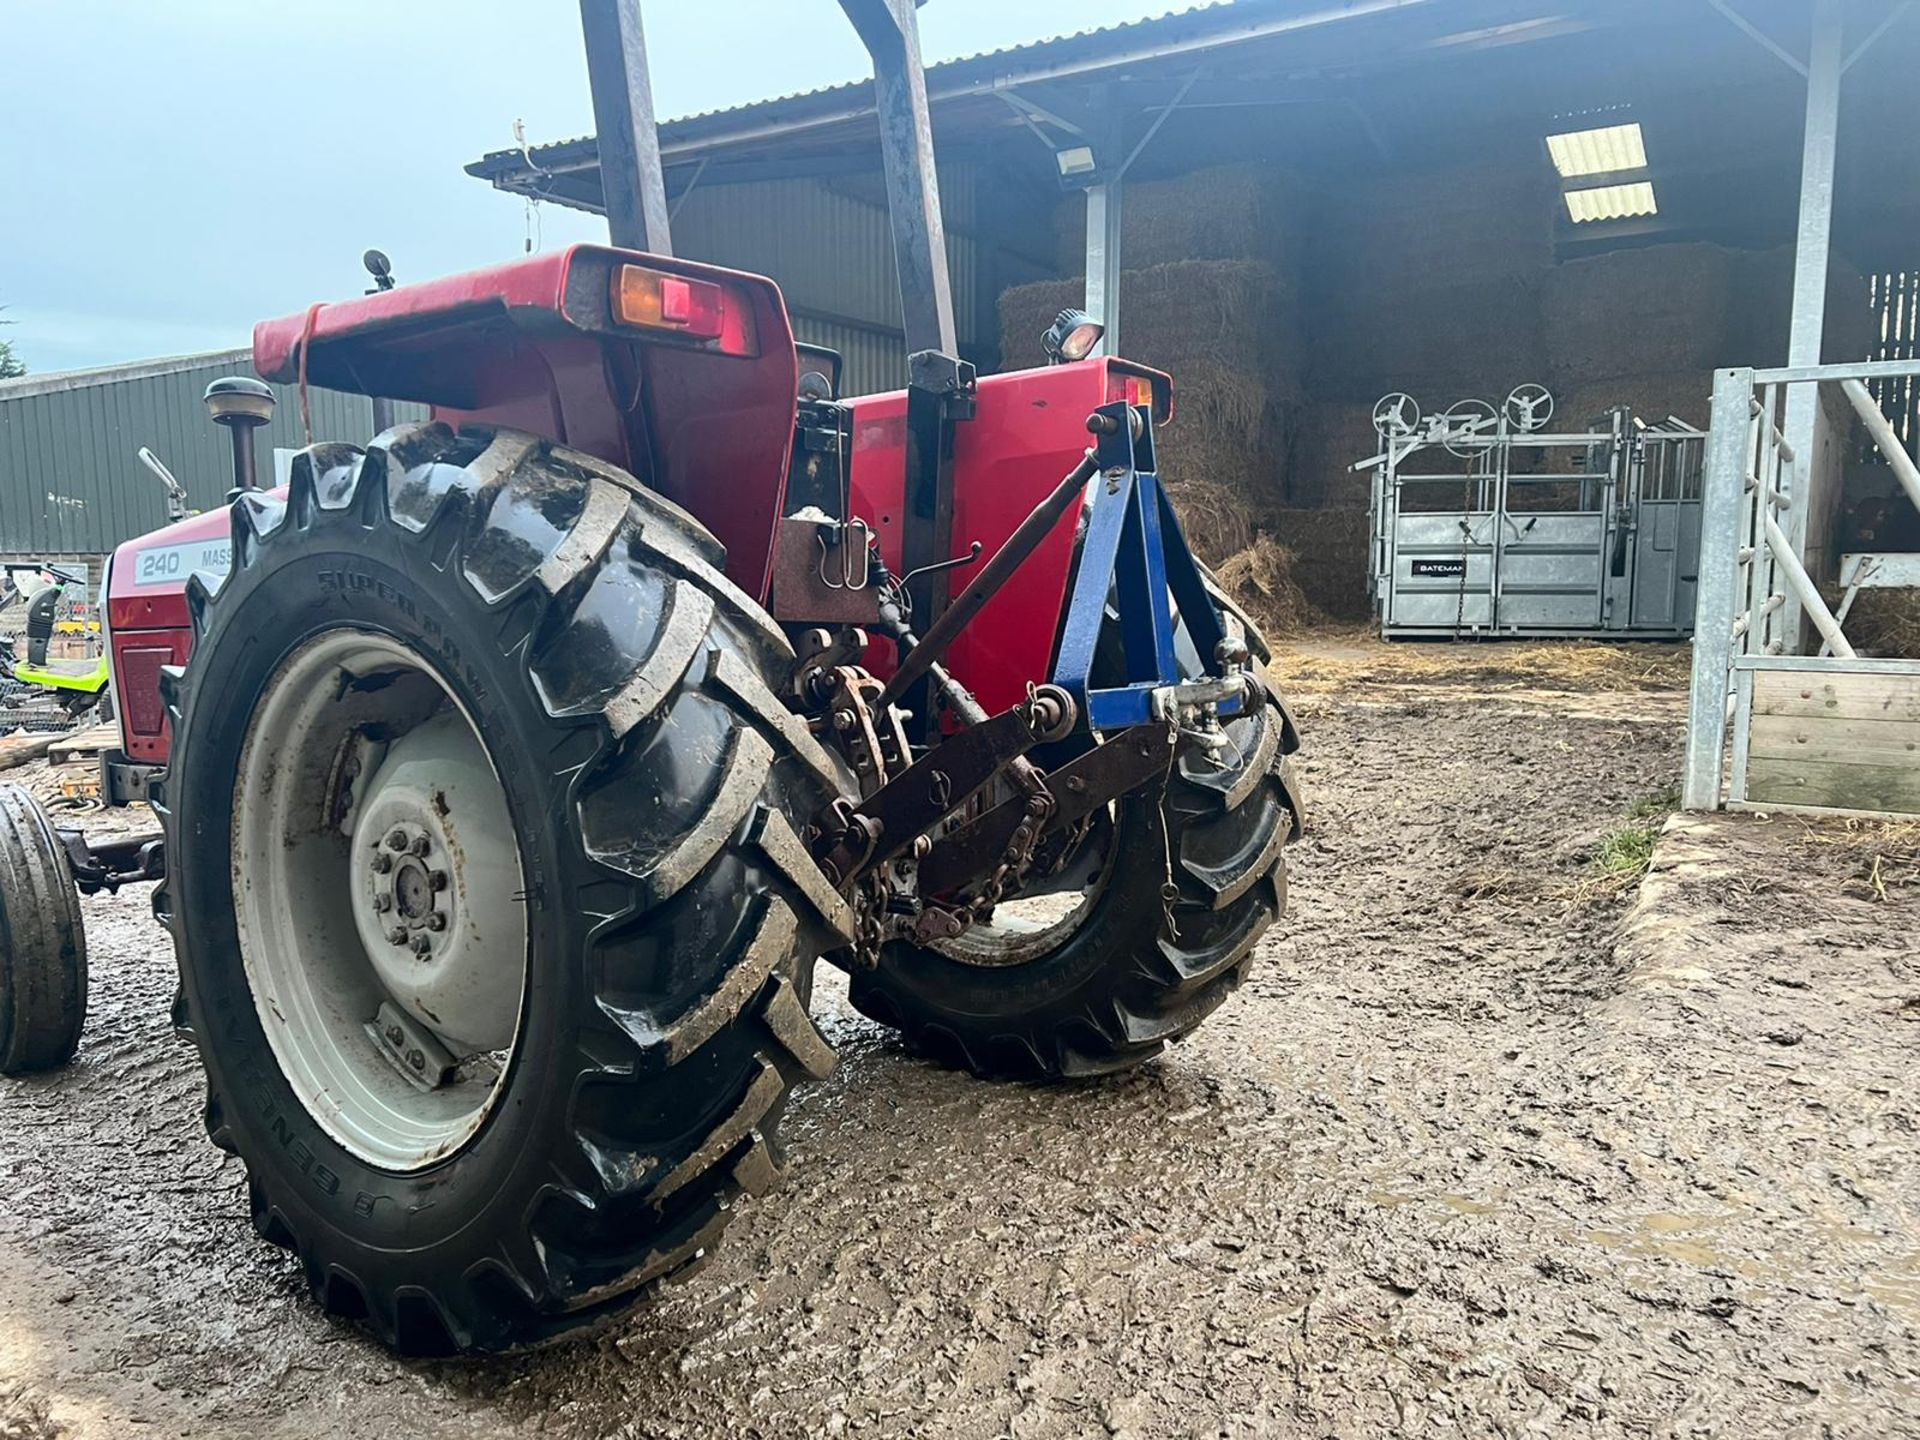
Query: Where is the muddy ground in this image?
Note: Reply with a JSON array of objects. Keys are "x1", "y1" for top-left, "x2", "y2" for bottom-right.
[{"x1": 2, "y1": 639, "x2": 1917, "y2": 1438}]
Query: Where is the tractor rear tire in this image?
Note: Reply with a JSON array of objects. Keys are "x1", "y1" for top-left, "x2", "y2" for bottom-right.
[
  {"x1": 848, "y1": 681, "x2": 1301, "y2": 1079},
  {"x1": 0, "y1": 784, "x2": 87, "y2": 1074},
  {"x1": 158, "y1": 424, "x2": 850, "y2": 1354}
]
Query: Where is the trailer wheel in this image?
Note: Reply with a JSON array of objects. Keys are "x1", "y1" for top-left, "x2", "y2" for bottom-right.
[
  {"x1": 157, "y1": 424, "x2": 849, "y2": 1354},
  {"x1": 850, "y1": 678, "x2": 1301, "y2": 1081},
  {"x1": 0, "y1": 784, "x2": 87, "y2": 1074}
]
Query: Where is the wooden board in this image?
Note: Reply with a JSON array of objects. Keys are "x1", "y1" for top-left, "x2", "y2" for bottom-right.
[
  {"x1": 47, "y1": 722, "x2": 119, "y2": 764},
  {"x1": 1746, "y1": 756, "x2": 1920, "y2": 813},
  {"x1": 1750, "y1": 713, "x2": 1920, "y2": 768},
  {"x1": 1744, "y1": 665, "x2": 1920, "y2": 815},
  {"x1": 0, "y1": 731, "x2": 61, "y2": 771},
  {"x1": 1753, "y1": 668, "x2": 1920, "y2": 724}
]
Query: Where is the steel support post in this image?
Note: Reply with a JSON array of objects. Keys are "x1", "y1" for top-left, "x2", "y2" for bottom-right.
[
  {"x1": 579, "y1": 0, "x2": 673, "y2": 254},
  {"x1": 1083, "y1": 183, "x2": 1123, "y2": 357},
  {"x1": 1683, "y1": 369, "x2": 1757, "y2": 812},
  {"x1": 1082, "y1": 97, "x2": 1125, "y2": 356},
  {"x1": 1778, "y1": 0, "x2": 1844, "y2": 637},
  {"x1": 839, "y1": 0, "x2": 958, "y2": 358}
]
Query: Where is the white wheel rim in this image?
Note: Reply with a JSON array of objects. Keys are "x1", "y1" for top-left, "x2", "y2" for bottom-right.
[
  {"x1": 231, "y1": 630, "x2": 529, "y2": 1172},
  {"x1": 933, "y1": 807, "x2": 1114, "y2": 968}
]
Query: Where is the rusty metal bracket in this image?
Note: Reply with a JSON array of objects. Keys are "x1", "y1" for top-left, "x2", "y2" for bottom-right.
[
  {"x1": 814, "y1": 697, "x2": 1062, "y2": 889},
  {"x1": 918, "y1": 722, "x2": 1174, "y2": 898},
  {"x1": 56, "y1": 827, "x2": 165, "y2": 896}
]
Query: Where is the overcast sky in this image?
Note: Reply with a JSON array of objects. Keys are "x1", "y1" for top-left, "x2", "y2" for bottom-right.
[{"x1": 1, "y1": 1, "x2": 1187, "y2": 376}]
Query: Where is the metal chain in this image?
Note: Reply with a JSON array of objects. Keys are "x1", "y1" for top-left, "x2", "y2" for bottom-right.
[
  {"x1": 853, "y1": 871, "x2": 888, "y2": 969},
  {"x1": 965, "y1": 792, "x2": 1051, "y2": 926}
]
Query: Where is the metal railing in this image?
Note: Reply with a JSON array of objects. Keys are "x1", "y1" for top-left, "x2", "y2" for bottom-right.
[
  {"x1": 1362, "y1": 391, "x2": 1706, "y2": 640},
  {"x1": 1683, "y1": 358, "x2": 1920, "y2": 811}
]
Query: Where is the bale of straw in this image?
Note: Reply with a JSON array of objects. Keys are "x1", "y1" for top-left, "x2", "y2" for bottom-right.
[
  {"x1": 1121, "y1": 260, "x2": 1302, "y2": 392},
  {"x1": 1309, "y1": 161, "x2": 1558, "y2": 293},
  {"x1": 1122, "y1": 163, "x2": 1307, "y2": 273},
  {"x1": 1213, "y1": 534, "x2": 1322, "y2": 637},
  {"x1": 1047, "y1": 163, "x2": 1309, "y2": 279},
  {"x1": 1542, "y1": 244, "x2": 1734, "y2": 386},
  {"x1": 1265, "y1": 506, "x2": 1373, "y2": 620},
  {"x1": 1841, "y1": 589, "x2": 1920, "y2": 660},
  {"x1": 1166, "y1": 479, "x2": 1263, "y2": 564},
  {"x1": 1728, "y1": 246, "x2": 1878, "y2": 368},
  {"x1": 1555, "y1": 370, "x2": 1717, "y2": 430},
  {"x1": 1000, "y1": 263, "x2": 1301, "y2": 393},
  {"x1": 1290, "y1": 402, "x2": 1385, "y2": 506},
  {"x1": 999, "y1": 278, "x2": 1086, "y2": 371},
  {"x1": 1308, "y1": 274, "x2": 1547, "y2": 405}
]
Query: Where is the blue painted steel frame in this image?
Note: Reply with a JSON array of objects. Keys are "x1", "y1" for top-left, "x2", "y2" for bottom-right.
[{"x1": 1051, "y1": 401, "x2": 1237, "y2": 729}]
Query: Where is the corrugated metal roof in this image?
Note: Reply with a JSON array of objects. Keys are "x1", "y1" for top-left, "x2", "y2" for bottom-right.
[
  {"x1": 662, "y1": 2, "x2": 1237, "y2": 126},
  {"x1": 468, "y1": 0, "x2": 1434, "y2": 182},
  {"x1": 1545, "y1": 122, "x2": 1647, "y2": 179},
  {"x1": 1563, "y1": 181, "x2": 1657, "y2": 224}
]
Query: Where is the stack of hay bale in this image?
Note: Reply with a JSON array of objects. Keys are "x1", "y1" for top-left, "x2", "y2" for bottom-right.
[
  {"x1": 1542, "y1": 243, "x2": 1731, "y2": 428},
  {"x1": 1001, "y1": 163, "x2": 1318, "y2": 629},
  {"x1": 1544, "y1": 243, "x2": 1877, "y2": 429},
  {"x1": 1304, "y1": 162, "x2": 1557, "y2": 406},
  {"x1": 1277, "y1": 158, "x2": 1559, "y2": 621}
]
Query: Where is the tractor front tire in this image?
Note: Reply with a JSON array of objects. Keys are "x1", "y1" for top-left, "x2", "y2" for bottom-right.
[
  {"x1": 159, "y1": 424, "x2": 849, "y2": 1353},
  {"x1": 0, "y1": 783, "x2": 87, "y2": 1074},
  {"x1": 849, "y1": 682, "x2": 1301, "y2": 1080}
]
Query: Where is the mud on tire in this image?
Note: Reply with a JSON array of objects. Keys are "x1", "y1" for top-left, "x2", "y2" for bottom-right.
[
  {"x1": 0, "y1": 784, "x2": 87, "y2": 1074},
  {"x1": 849, "y1": 680, "x2": 1302, "y2": 1080},
  {"x1": 157, "y1": 423, "x2": 850, "y2": 1353}
]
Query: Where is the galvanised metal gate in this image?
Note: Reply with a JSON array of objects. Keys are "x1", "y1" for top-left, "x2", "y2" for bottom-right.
[
  {"x1": 1362, "y1": 389, "x2": 1707, "y2": 639},
  {"x1": 1684, "y1": 359, "x2": 1920, "y2": 819}
]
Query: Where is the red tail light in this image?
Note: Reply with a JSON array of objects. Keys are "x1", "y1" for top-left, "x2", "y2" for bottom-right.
[{"x1": 611, "y1": 264, "x2": 727, "y2": 340}]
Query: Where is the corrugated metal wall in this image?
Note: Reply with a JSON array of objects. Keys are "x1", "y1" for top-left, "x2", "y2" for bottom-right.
[
  {"x1": 671, "y1": 163, "x2": 983, "y2": 397},
  {"x1": 0, "y1": 351, "x2": 427, "y2": 557}
]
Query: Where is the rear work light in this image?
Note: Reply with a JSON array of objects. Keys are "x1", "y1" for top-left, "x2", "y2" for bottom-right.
[{"x1": 611, "y1": 264, "x2": 727, "y2": 340}]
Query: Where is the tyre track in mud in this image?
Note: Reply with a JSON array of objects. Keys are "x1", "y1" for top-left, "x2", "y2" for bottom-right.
[{"x1": 2, "y1": 673, "x2": 1916, "y2": 1436}]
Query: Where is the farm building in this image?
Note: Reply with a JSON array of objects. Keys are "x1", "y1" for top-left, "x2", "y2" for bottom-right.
[
  {"x1": 472, "y1": 0, "x2": 1919, "y2": 631},
  {"x1": 0, "y1": 351, "x2": 422, "y2": 579}
]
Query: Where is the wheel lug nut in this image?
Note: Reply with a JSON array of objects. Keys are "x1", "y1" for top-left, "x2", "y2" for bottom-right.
[
  {"x1": 372, "y1": 893, "x2": 392, "y2": 913},
  {"x1": 371, "y1": 852, "x2": 393, "y2": 874},
  {"x1": 427, "y1": 912, "x2": 447, "y2": 932},
  {"x1": 410, "y1": 834, "x2": 431, "y2": 858},
  {"x1": 386, "y1": 926, "x2": 408, "y2": 945},
  {"x1": 406, "y1": 1048, "x2": 426, "y2": 1071},
  {"x1": 386, "y1": 829, "x2": 409, "y2": 852},
  {"x1": 411, "y1": 934, "x2": 433, "y2": 955},
  {"x1": 429, "y1": 870, "x2": 449, "y2": 892},
  {"x1": 385, "y1": 1025, "x2": 404, "y2": 1046}
]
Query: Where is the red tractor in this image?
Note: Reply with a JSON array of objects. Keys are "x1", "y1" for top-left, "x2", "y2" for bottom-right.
[{"x1": 0, "y1": 0, "x2": 1300, "y2": 1353}]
